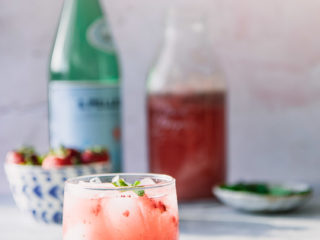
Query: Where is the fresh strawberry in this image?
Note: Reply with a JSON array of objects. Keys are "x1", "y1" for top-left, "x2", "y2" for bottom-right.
[
  {"x1": 42, "y1": 146, "x2": 80, "y2": 169},
  {"x1": 6, "y1": 146, "x2": 40, "y2": 165},
  {"x1": 42, "y1": 155, "x2": 72, "y2": 169},
  {"x1": 6, "y1": 151, "x2": 25, "y2": 165},
  {"x1": 81, "y1": 147, "x2": 109, "y2": 164},
  {"x1": 65, "y1": 148, "x2": 81, "y2": 163}
]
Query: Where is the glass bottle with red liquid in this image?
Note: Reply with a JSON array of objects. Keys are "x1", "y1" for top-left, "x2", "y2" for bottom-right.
[{"x1": 147, "y1": 0, "x2": 227, "y2": 201}]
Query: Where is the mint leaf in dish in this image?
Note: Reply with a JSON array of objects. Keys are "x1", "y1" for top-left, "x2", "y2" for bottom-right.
[
  {"x1": 220, "y1": 183, "x2": 269, "y2": 195},
  {"x1": 219, "y1": 182, "x2": 311, "y2": 197},
  {"x1": 269, "y1": 186, "x2": 293, "y2": 196}
]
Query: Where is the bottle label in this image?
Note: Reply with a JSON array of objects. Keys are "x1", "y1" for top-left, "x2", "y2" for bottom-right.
[
  {"x1": 87, "y1": 18, "x2": 115, "y2": 53},
  {"x1": 49, "y1": 81, "x2": 121, "y2": 171}
]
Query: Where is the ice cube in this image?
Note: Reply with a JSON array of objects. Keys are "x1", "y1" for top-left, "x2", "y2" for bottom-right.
[
  {"x1": 112, "y1": 175, "x2": 120, "y2": 184},
  {"x1": 140, "y1": 177, "x2": 156, "y2": 186},
  {"x1": 90, "y1": 177, "x2": 102, "y2": 184}
]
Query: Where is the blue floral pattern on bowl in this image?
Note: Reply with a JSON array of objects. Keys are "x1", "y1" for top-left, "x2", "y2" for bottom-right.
[{"x1": 4, "y1": 162, "x2": 111, "y2": 225}]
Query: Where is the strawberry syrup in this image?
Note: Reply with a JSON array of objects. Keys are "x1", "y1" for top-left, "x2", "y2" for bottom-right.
[{"x1": 148, "y1": 92, "x2": 226, "y2": 201}]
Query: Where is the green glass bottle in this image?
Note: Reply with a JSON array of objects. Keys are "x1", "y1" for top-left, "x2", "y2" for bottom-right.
[{"x1": 49, "y1": 0, "x2": 121, "y2": 171}]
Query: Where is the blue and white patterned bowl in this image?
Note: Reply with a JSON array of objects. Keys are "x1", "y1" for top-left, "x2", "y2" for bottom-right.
[{"x1": 4, "y1": 162, "x2": 111, "y2": 225}]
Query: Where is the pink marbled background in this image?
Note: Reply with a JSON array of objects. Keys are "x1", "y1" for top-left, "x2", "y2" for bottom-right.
[
  {"x1": 1, "y1": 0, "x2": 320, "y2": 195},
  {"x1": 209, "y1": 0, "x2": 320, "y2": 182}
]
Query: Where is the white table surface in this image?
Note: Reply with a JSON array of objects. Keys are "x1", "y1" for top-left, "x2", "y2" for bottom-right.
[{"x1": 1, "y1": 194, "x2": 320, "y2": 240}]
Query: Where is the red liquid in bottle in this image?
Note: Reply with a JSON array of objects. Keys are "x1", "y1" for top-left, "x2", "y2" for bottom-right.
[{"x1": 148, "y1": 91, "x2": 226, "y2": 201}]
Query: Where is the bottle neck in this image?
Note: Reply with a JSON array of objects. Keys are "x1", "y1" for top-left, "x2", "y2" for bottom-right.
[
  {"x1": 165, "y1": 21, "x2": 213, "y2": 62},
  {"x1": 148, "y1": 2, "x2": 226, "y2": 95},
  {"x1": 50, "y1": 0, "x2": 119, "y2": 81},
  {"x1": 62, "y1": 0, "x2": 104, "y2": 20}
]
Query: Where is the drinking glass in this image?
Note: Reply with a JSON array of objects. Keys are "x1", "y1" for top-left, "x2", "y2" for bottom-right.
[{"x1": 63, "y1": 173, "x2": 179, "y2": 240}]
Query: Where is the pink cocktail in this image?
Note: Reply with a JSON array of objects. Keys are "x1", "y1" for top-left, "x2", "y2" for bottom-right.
[{"x1": 63, "y1": 173, "x2": 179, "y2": 240}]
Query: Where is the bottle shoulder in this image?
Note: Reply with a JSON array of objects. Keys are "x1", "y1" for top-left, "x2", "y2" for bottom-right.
[
  {"x1": 49, "y1": 0, "x2": 120, "y2": 81},
  {"x1": 147, "y1": 50, "x2": 227, "y2": 94}
]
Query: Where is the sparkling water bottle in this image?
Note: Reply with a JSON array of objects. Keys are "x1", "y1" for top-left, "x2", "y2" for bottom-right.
[{"x1": 48, "y1": 0, "x2": 121, "y2": 171}]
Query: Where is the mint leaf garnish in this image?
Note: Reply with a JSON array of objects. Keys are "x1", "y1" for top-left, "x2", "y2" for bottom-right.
[
  {"x1": 134, "y1": 189, "x2": 145, "y2": 197},
  {"x1": 112, "y1": 176, "x2": 129, "y2": 187},
  {"x1": 118, "y1": 178, "x2": 129, "y2": 187},
  {"x1": 133, "y1": 181, "x2": 141, "y2": 186},
  {"x1": 111, "y1": 176, "x2": 145, "y2": 197},
  {"x1": 132, "y1": 181, "x2": 145, "y2": 196}
]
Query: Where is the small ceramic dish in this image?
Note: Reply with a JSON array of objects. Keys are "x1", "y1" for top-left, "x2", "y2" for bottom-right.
[
  {"x1": 4, "y1": 162, "x2": 111, "y2": 224},
  {"x1": 213, "y1": 183, "x2": 312, "y2": 213}
]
